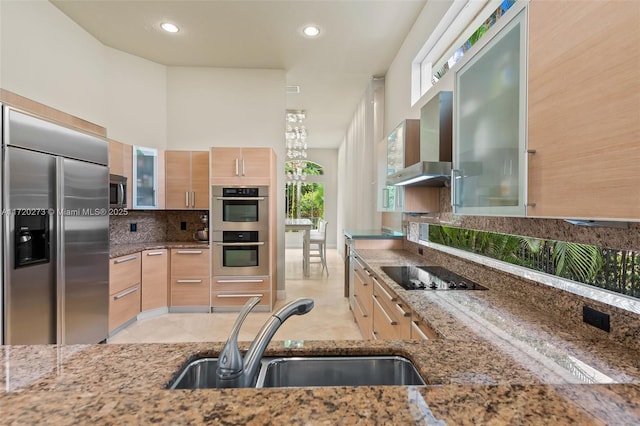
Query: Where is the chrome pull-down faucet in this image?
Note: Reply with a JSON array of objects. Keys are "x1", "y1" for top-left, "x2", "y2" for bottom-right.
[{"x1": 216, "y1": 296, "x2": 314, "y2": 388}]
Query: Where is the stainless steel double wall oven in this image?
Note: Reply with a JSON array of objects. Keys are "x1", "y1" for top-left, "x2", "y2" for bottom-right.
[{"x1": 211, "y1": 186, "x2": 269, "y2": 276}]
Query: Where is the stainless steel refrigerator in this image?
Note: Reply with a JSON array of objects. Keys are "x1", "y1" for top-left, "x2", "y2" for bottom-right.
[{"x1": 1, "y1": 105, "x2": 109, "y2": 345}]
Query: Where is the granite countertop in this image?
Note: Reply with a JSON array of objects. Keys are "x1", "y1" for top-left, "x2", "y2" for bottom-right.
[
  {"x1": 343, "y1": 228, "x2": 404, "y2": 239},
  {"x1": 110, "y1": 241, "x2": 209, "y2": 258},
  {"x1": 2, "y1": 248, "x2": 640, "y2": 424}
]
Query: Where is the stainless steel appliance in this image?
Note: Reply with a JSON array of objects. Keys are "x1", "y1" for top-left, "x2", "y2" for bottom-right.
[
  {"x1": 211, "y1": 186, "x2": 269, "y2": 231},
  {"x1": 212, "y1": 230, "x2": 269, "y2": 276},
  {"x1": 1, "y1": 105, "x2": 109, "y2": 345},
  {"x1": 193, "y1": 213, "x2": 209, "y2": 242},
  {"x1": 380, "y1": 266, "x2": 487, "y2": 290},
  {"x1": 109, "y1": 174, "x2": 127, "y2": 208}
]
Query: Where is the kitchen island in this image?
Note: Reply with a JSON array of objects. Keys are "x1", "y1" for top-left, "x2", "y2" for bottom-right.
[{"x1": 2, "y1": 249, "x2": 640, "y2": 424}]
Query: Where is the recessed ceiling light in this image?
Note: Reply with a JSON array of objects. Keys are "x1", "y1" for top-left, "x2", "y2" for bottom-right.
[
  {"x1": 302, "y1": 25, "x2": 321, "y2": 38},
  {"x1": 160, "y1": 22, "x2": 179, "y2": 33}
]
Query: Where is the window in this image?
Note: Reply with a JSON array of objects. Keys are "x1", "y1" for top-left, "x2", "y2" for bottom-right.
[
  {"x1": 411, "y1": 0, "x2": 516, "y2": 105},
  {"x1": 285, "y1": 161, "x2": 325, "y2": 226}
]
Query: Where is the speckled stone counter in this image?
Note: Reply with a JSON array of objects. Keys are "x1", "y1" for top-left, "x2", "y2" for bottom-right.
[
  {"x1": 110, "y1": 241, "x2": 209, "y2": 258},
  {"x1": 2, "y1": 248, "x2": 640, "y2": 424}
]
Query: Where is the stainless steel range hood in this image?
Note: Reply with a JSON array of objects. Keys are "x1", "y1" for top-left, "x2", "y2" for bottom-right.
[
  {"x1": 388, "y1": 91, "x2": 453, "y2": 187},
  {"x1": 386, "y1": 161, "x2": 452, "y2": 186}
]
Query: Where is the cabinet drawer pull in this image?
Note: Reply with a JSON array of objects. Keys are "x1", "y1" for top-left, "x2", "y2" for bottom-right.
[
  {"x1": 113, "y1": 286, "x2": 139, "y2": 300},
  {"x1": 451, "y1": 169, "x2": 462, "y2": 207},
  {"x1": 241, "y1": 158, "x2": 246, "y2": 176},
  {"x1": 371, "y1": 331, "x2": 377, "y2": 340},
  {"x1": 216, "y1": 279, "x2": 265, "y2": 283},
  {"x1": 373, "y1": 295, "x2": 397, "y2": 325},
  {"x1": 374, "y1": 277, "x2": 397, "y2": 302},
  {"x1": 527, "y1": 149, "x2": 537, "y2": 154},
  {"x1": 411, "y1": 321, "x2": 429, "y2": 340},
  {"x1": 114, "y1": 255, "x2": 138, "y2": 264},
  {"x1": 177, "y1": 279, "x2": 203, "y2": 283},
  {"x1": 176, "y1": 250, "x2": 203, "y2": 254},
  {"x1": 353, "y1": 294, "x2": 367, "y2": 318},
  {"x1": 235, "y1": 158, "x2": 239, "y2": 176},
  {"x1": 525, "y1": 203, "x2": 537, "y2": 207},
  {"x1": 395, "y1": 303, "x2": 411, "y2": 317},
  {"x1": 146, "y1": 251, "x2": 164, "y2": 256},
  {"x1": 217, "y1": 293, "x2": 263, "y2": 298},
  {"x1": 185, "y1": 191, "x2": 189, "y2": 208}
]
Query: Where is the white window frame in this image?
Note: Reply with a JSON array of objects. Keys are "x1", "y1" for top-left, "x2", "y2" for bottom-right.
[{"x1": 411, "y1": 0, "x2": 506, "y2": 106}]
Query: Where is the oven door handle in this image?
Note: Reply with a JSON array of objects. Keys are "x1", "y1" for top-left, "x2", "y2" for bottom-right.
[
  {"x1": 215, "y1": 242, "x2": 266, "y2": 246},
  {"x1": 215, "y1": 197, "x2": 266, "y2": 201}
]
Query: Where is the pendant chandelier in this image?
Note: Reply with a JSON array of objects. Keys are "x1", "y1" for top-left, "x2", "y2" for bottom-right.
[{"x1": 285, "y1": 110, "x2": 308, "y2": 181}]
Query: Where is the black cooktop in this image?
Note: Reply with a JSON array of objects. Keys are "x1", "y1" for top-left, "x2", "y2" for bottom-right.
[{"x1": 380, "y1": 266, "x2": 487, "y2": 291}]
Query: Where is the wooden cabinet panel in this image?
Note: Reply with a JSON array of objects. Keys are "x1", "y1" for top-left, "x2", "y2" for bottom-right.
[
  {"x1": 165, "y1": 151, "x2": 191, "y2": 209},
  {"x1": 170, "y1": 248, "x2": 210, "y2": 307},
  {"x1": 109, "y1": 254, "x2": 141, "y2": 295},
  {"x1": 141, "y1": 249, "x2": 168, "y2": 312},
  {"x1": 352, "y1": 256, "x2": 373, "y2": 339},
  {"x1": 404, "y1": 187, "x2": 439, "y2": 213},
  {"x1": 210, "y1": 147, "x2": 273, "y2": 185},
  {"x1": 191, "y1": 151, "x2": 210, "y2": 209},
  {"x1": 211, "y1": 291, "x2": 271, "y2": 308},
  {"x1": 109, "y1": 284, "x2": 141, "y2": 332},
  {"x1": 527, "y1": 1, "x2": 640, "y2": 220},
  {"x1": 410, "y1": 315, "x2": 439, "y2": 340},
  {"x1": 211, "y1": 276, "x2": 270, "y2": 292},
  {"x1": 372, "y1": 278, "x2": 411, "y2": 340},
  {"x1": 109, "y1": 140, "x2": 124, "y2": 176},
  {"x1": 165, "y1": 151, "x2": 210, "y2": 210}
]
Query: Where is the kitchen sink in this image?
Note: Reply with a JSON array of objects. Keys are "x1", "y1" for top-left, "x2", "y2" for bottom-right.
[
  {"x1": 167, "y1": 356, "x2": 426, "y2": 389},
  {"x1": 256, "y1": 356, "x2": 426, "y2": 388},
  {"x1": 168, "y1": 358, "x2": 222, "y2": 389}
]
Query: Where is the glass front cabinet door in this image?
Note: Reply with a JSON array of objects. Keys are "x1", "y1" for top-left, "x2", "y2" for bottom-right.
[
  {"x1": 452, "y1": 6, "x2": 527, "y2": 216},
  {"x1": 133, "y1": 146, "x2": 159, "y2": 209}
]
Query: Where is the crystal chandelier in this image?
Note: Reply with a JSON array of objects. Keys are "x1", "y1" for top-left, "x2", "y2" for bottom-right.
[{"x1": 285, "y1": 110, "x2": 308, "y2": 181}]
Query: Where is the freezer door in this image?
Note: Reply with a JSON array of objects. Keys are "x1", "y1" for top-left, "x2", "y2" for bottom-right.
[
  {"x1": 61, "y1": 158, "x2": 109, "y2": 344},
  {"x1": 3, "y1": 147, "x2": 57, "y2": 344}
]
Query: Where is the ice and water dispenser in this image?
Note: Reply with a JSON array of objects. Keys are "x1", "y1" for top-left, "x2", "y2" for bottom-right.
[{"x1": 14, "y1": 212, "x2": 50, "y2": 268}]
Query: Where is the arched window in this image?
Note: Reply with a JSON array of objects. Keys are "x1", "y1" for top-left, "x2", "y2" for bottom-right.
[{"x1": 285, "y1": 161, "x2": 324, "y2": 226}]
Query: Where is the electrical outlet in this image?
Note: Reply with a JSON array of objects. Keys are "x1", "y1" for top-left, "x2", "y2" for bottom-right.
[
  {"x1": 180, "y1": 221, "x2": 187, "y2": 231},
  {"x1": 130, "y1": 223, "x2": 137, "y2": 232},
  {"x1": 583, "y1": 305, "x2": 610, "y2": 332}
]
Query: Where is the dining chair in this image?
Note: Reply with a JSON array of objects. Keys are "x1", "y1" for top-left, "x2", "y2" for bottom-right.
[{"x1": 308, "y1": 219, "x2": 328, "y2": 275}]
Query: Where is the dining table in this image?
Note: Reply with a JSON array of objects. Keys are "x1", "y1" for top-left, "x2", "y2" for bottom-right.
[{"x1": 284, "y1": 218, "x2": 314, "y2": 277}]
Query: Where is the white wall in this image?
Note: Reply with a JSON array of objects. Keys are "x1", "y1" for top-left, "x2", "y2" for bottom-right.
[
  {"x1": 167, "y1": 67, "x2": 287, "y2": 289},
  {"x1": 105, "y1": 48, "x2": 167, "y2": 148},
  {"x1": 384, "y1": 0, "x2": 454, "y2": 136},
  {"x1": 0, "y1": 0, "x2": 106, "y2": 126}
]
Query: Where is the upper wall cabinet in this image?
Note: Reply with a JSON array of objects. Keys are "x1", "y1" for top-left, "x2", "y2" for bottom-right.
[
  {"x1": 133, "y1": 146, "x2": 165, "y2": 209},
  {"x1": 108, "y1": 139, "x2": 132, "y2": 209},
  {"x1": 210, "y1": 147, "x2": 274, "y2": 185},
  {"x1": 377, "y1": 119, "x2": 420, "y2": 212},
  {"x1": 527, "y1": 1, "x2": 640, "y2": 220},
  {"x1": 165, "y1": 151, "x2": 210, "y2": 210},
  {"x1": 452, "y1": 7, "x2": 527, "y2": 217}
]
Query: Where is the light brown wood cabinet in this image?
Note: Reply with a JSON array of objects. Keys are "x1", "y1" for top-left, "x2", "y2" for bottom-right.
[
  {"x1": 527, "y1": 1, "x2": 640, "y2": 220},
  {"x1": 141, "y1": 249, "x2": 169, "y2": 311},
  {"x1": 170, "y1": 248, "x2": 210, "y2": 308},
  {"x1": 404, "y1": 187, "x2": 439, "y2": 213},
  {"x1": 352, "y1": 255, "x2": 374, "y2": 339},
  {"x1": 210, "y1": 147, "x2": 274, "y2": 185},
  {"x1": 410, "y1": 312, "x2": 439, "y2": 340},
  {"x1": 165, "y1": 151, "x2": 209, "y2": 209},
  {"x1": 372, "y1": 277, "x2": 411, "y2": 340},
  {"x1": 211, "y1": 276, "x2": 271, "y2": 310},
  {"x1": 109, "y1": 253, "x2": 141, "y2": 333},
  {"x1": 108, "y1": 139, "x2": 133, "y2": 209}
]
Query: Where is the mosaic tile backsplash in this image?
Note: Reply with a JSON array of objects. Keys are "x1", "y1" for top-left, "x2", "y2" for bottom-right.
[{"x1": 110, "y1": 210, "x2": 208, "y2": 245}]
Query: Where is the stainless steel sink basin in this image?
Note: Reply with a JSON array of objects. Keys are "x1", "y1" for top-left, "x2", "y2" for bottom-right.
[
  {"x1": 168, "y1": 358, "x2": 221, "y2": 389},
  {"x1": 168, "y1": 356, "x2": 426, "y2": 389},
  {"x1": 256, "y1": 356, "x2": 426, "y2": 387}
]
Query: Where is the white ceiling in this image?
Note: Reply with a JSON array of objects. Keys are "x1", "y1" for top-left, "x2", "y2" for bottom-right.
[{"x1": 50, "y1": 0, "x2": 427, "y2": 149}]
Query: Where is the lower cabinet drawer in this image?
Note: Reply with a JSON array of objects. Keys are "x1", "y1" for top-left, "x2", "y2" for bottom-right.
[
  {"x1": 211, "y1": 276, "x2": 270, "y2": 292},
  {"x1": 411, "y1": 316, "x2": 439, "y2": 340},
  {"x1": 109, "y1": 284, "x2": 141, "y2": 333},
  {"x1": 353, "y1": 293, "x2": 372, "y2": 339},
  {"x1": 170, "y1": 277, "x2": 210, "y2": 306},
  {"x1": 372, "y1": 294, "x2": 411, "y2": 340},
  {"x1": 211, "y1": 291, "x2": 271, "y2": 308}
]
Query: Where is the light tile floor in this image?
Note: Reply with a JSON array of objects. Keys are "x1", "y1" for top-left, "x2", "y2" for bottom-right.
[{"x1": 108, "y1": 249, "x2": 363, "y2": 344}]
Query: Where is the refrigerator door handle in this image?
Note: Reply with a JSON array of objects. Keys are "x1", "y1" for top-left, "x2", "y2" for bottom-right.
[{"x1": 56, "y1": 157, "x2": 65, "y2": 345}]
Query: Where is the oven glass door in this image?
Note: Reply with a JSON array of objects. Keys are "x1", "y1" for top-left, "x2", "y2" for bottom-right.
[
  {"x1": 223, "y1": 199, "x2": 259, "y2": 223},
  {"x1": 212, "y1": 186, "x2": 268, "y2": 231},
  {"x1": 213, "y1": 231, "x2": 269, "y2": 276}
]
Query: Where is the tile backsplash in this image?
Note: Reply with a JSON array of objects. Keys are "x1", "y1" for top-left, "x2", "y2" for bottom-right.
[{"x1": 110, "y1": 210, "x2": 208, "y2": 245}]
